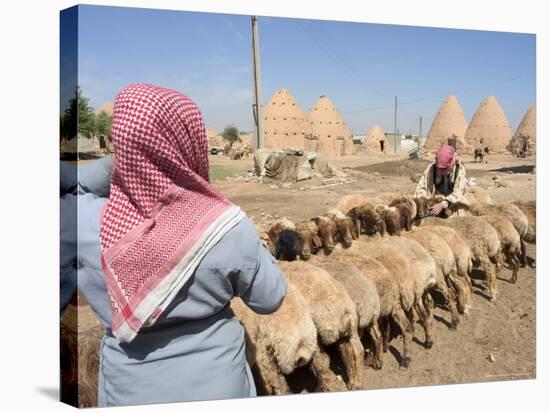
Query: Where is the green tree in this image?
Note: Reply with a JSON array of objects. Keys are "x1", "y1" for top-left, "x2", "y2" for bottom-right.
[
  {"x1": 95, "y1": 110, "x2": 113, "y2": 137},
  {"x1": 60, "y1": 86, "x2": 95, "y2": 140},
  {"x1": 221, "y1": 125, "x2": 241, "y2": 148}
]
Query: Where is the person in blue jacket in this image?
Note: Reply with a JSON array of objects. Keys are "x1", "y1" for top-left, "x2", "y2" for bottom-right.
[{"x1": 60, "y1": 84, "x2": 287, "y2": 407}]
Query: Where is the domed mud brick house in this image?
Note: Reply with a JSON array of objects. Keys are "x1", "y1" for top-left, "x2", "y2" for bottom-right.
[
  {"x1": 263, "y1": 88, "x2": 311, "y2": 151},
  {"x1": 507, "y1": 105, "x2": 536, "y2": 156},
  {"x1": 424, "y1": 95, "x2": 470, "y2": 152},
  {"x1": 306, "y1": 95, "x2": 353, "y2": 157},
  {"x1": 464, "y1": 96, "x2": 512, "y2": 153},
  {"x1": 363, "y1": 125, "x2": 390, "y2": 154}
]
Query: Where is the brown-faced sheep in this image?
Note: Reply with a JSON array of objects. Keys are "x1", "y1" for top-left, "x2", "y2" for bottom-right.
[
  {"x1": 419, "y1": 225, "x2": 474, "y2": 314},
  {"x1": 309, "y1": 254, "x2": 382, "y2": 368},
  {"x1": 267, "y1": 218, "x2": 296, "y2": 248},
  {"x1": 311, "y1": 216, "x2": 338, "y2": 253},
  {"x1": 346, "y1": 201, "x2": 386, "y2": 237},
  {"x1": 390, "y1": 196, "x2": 417, "y2": 229},
  {"x1": 420, "y1": 216, "x2": 500, "y2": 301},
  {"x1": 465, "y1": 186, "x2": 494, "y2": 205},
  {"x1": 376, "y1": 192, "x2": 402, "y2": 205},
  {"x1": 256, "y1": 223, "x2": 275, "y2": 255},
  {"x1": 477, "y1": 214, "x2": 522, "y2": 283},
  {"x1": 512, "y1": 200, "x2": 536, "y2": 244},
  {"x1": 413, "y1": 196, "x2": 431, "y2": 220},
  {"x1": 326, "y1": 208, "x2": 357, "y2": 246},
  {"x1": 385, "y1": 237, "x2": 439, "y2": 346},
  {"x1": 60, "y1": 323, "x2": 104, "y2": 408},
  {"x1": 347, "y1": 238, "x2": 437, "y2": 354},
  {"x1": 295, "y1": 220, "x2": 322, "y2": 260},
  {"x1": 375, "y1": 204, "x2": 403, "y2": 236},
  {"x1": 336, "y1": 194, "x2": 367, "y2": 215},
  {"x1": 230, "y1": 284, "x2": 345, "y2": 395},
  {"x1": 402, "y1": 228, "x2": 462, "y2": 330},
  {"x1": 467, "y1": 203, "x2": 529, "y2": 267},
  {"x1": 278, "y1": 261, "x2": 365, "y2": 390},
  {"x1": 315, "y1": 250, "x2": 416, "y2": 369}
]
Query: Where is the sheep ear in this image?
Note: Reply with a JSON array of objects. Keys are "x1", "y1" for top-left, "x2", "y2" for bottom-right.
[
  {"x1": 274, "y1": 240, "x2": 282, "y2": 259},
  {"x1": 313, "y1": 234, "x2": 322, "y2": 248},
  {"x1": 380, "y1": 218, "x2": 387, "y2": 236},
  {"x1": 311, "y1": 217, "x2": 321, "y2": 225},
  {"x1": 374, "y1": 204, "x2": 388, "y2": 214}
]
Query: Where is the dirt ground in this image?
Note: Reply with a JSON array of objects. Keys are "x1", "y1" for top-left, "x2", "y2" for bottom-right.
[
  {"x1": 66, "y1": 150, "x2": 536, "y2": 399},
  {"x1": 209, "y1": 151, "x2": 536, "y2": 390}
]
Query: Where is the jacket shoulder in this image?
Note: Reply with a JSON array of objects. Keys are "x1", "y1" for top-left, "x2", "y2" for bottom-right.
[{"x1": 198, "y1": 216, "x2": 260, "y2": 270}]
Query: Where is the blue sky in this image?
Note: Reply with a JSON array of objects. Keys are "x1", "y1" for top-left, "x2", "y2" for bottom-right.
[{"x1": 75, "y1": 5, "x2": 535, "y2": 135}]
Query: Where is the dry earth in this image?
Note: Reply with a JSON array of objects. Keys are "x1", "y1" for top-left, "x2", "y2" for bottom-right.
[{"x1": 64, "y1": 151, "x2": 536, "y2": 400}]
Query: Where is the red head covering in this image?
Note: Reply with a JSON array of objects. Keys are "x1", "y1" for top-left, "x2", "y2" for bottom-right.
[
  {"x1": 435, "y1": 144, "x2": 460, "y2": 170},
  {"x1": 100, "y1": 84, "x2": 243, "y2": 342}
]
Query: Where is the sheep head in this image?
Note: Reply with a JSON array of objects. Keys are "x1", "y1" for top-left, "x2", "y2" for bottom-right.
[
  {"x1": 295, "y1": 221, "x2": 321, "y2": 260},
  {"x1": 346, "y1": 206, "x2": 362, "y2": 237},
  {"x1": 356, "y1": 203, "x2": 385, "y2": 236},
  {"x1": 274, "y1": 229, "x2": 301, "y2": 261},
  {"x1": 414, "y1": 196, "x2": 431, "y2": 219},
  {"x1": 375, "y1": 204, "x2": 401, "y2": 236},
  {"x1": 311, "y1": 216, "x2": 337, "y2": 253},
  {"x1": 335, "y1": 217, "x2": 355, "y2": 247}
]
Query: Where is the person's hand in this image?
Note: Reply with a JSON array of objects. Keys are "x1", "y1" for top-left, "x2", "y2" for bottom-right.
[{"x1": 429, "y1": 202, "x2": 445, "y2": 216}]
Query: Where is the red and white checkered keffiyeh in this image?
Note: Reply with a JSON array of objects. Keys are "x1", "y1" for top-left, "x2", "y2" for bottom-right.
[{"x1": 100, "y1": 84, "x2": 244, "y2": 342}]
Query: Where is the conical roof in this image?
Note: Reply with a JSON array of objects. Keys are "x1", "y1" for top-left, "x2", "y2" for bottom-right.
[
  {"x1": 306, "y1": 95, "x2": 352, "y2": 157},
  {"x1": 362, "y1": 125, "x2": 389, "y2": 153},
  {"x1": 263, "y1": 88, "x2": 310, "y2": 151},
  {"x1": 96, "y1": 101, "x2": 114, "y2": 116},
  {"x1": 464, "y1": 96, "x2": 512, "y2": 153},
  {"x1": 508, "y1": 105, "x2": 536, "y2": 154},
  {"x1": 424, "y1": 95, "x2": 470, "y2": 152}
]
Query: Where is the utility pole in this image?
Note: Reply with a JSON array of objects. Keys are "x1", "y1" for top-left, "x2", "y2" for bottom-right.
[
  {"x1": 251, "y1": 16, "x2": 263, "y2": 150},
  {"x1": 393, "y1": 96, "x2": 398, "y2": 153},
  {"x1": 418, "y1": 116, "x2": 423, "y2": 148}
]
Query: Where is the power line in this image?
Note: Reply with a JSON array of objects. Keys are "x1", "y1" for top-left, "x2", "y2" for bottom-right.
[
  {"x1": 342, "y1": 75, "x2": 523, "y2": 114},
  {"x1": 295, "y1": 20, "x2": 383, "y2": 100}
]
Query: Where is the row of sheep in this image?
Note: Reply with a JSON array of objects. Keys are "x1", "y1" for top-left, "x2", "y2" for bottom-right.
[{"x1": 233, "y1": 190, "x2": 535, "y2": 395}]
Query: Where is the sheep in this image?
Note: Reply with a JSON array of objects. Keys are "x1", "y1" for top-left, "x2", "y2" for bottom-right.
[
  {"x1": 347, "y1": 238, "x2": 437, "y2": 353},
  {"x1": 512, "y1": 200, "x2": 536, "y2": 244},
  {"x1": 314, "y1": 250, "x2": 415, "y2": 369},
  {"x1": 230, "y1": 283, "x2": 346, "y2": 395},
  {"x1": 467, "y1": 203, "x2": 529, "y2": 267},
  {"x1": 310, "y1": 216, "x2": 337, "y2": 253},
  {"x1": 268, "y1": 218, "x2": 296, "y2": 248},
  {"x1": 418, "y1": 225, "x2": 474, "y2": 314},
  {"x1": 278, "y1": 261, "x2": 365, "y2": 390},
  {"x1": 420, "y1": 216, "x2": 500, "y2": 301},
  {"x1": 375, "y1": 204, "x2": 403, "y2": 236},
  {"x1": 383, "y1": 237, "x2": 439, "y2": 346},
  {"x1": 387, "y1": 200, "x2": 414, "y2": 232},
  {"x1": 401, "y1": 227, "x2": 462, "y2": 330},
  {"x1": 336, "y1": 194, "x2": 367, "y2": 215},
  {"x1": 477, "y1": 214, "x2": 522, "y2": 283},
  {"x1": 346, "y1": 200, "x2": 386, "y2": 237},
  {"x1": 390, "y1": 195, "x2": 417, "y2": 223},
  {"x1": 309, "y1": 254, "x2": 382, "y2": 367},
  {"x1": 376, "y1": 192, "x2": 402, "y2": 205},
  {"x1": 413, "y1": 196, "x2": 432, "y2": 220},
  {"x1": 326, "y1": 208, "x2": 357, "y2": 246},
  {"x1": 274, "y1": 228, "x2": 301, "y2": 261},
  {"x1": 294, "y1": 220, "x2": 322, "y2": 260},
  {"x1": 255, "y1": 223, "x2": 275, "y2": 255},
  {"x1": 465, "y1": 186, "x2": 494, "y2": 205},
  {"x1": 60, "y1": 323, "x2": 104, "y2": 408}
]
